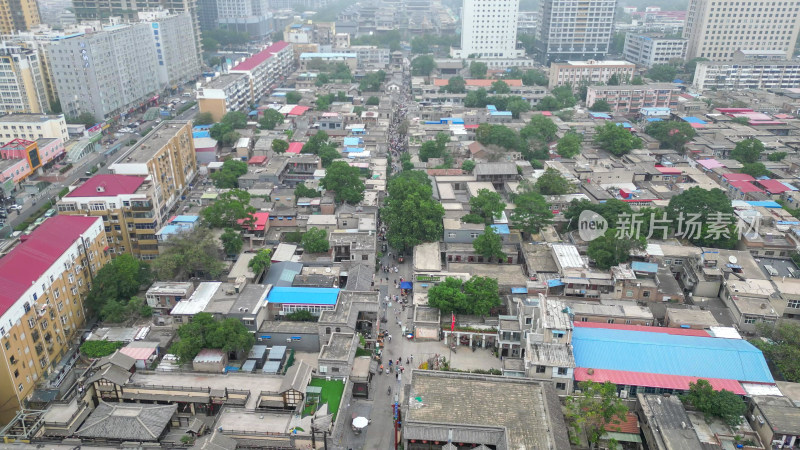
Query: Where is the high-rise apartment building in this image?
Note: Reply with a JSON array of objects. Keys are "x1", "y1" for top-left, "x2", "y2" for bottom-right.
[
  {"x1": 70, "y1": 0, "x2": 201, "y2": 60},
  {"x1": 216, "y1": 0, "x2": 273, "y2": 38},
  {"x1": 683, "y1": 0, "x2": 800, "y2": 61},
  {"x1": 623, "y1": 34, "x2": 688, "y2": 68},
  {"x1": 0, "y1": 0, "x2": 40, "y2": 34},
  {"x1": 0, "y1": 43, "x2": 49, "y2": 114},
  {"x1": 451, "y1": 0, "x2": 524, "y2": 59},
  {"x1": 538, "y1": 0, "x2": 617, "y2": 64},
  {"x1": 49, "y1": 13, "x2": 200, "y2": 119},
  {"x1": 0, "y1": 215, "x2": 110, "y2": 424},
  {"x1": 109, "y1": 121, "x2": 197, "y2": 224}
]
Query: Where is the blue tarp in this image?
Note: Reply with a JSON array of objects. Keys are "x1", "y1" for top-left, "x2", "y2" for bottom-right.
[
  {"x1": 631, "y1": 261, "x2": 658, "y2": 273},
  {"x1": 782, "y1": 182, "x2": 799, "y2": 191},
  {"x1": 646, "y1": 118, "x2": 663, "y2": 122},
  {"x1": 487, "y1": 105, "x2": 497, "y2": 111},
  {"x1": 490, "y1": 111, "x2": 512, "y2": 116},
  {"x1": 343, "y1": 147, "x2": 365, "y2": 153},
  {"x1": 683, "y1": 116, "x2": 707, "y2": 125},
  {"x1": 590, "y1": 112, "x2": 611, "y2": 119},
  {"x1": 547, "y1": 279, "x2": 564, "y2": 287},
  {"x1": 490, "y1": 224, "x2": 510, "y2": 234},
  {"x1": 511, "y1": 287, "x2": 528, "y2": 294},
  {"x1": 746, "y1": 201, "x2": 782, "y2": 208},
  {"x1": 193, "y1": 131, "x2": 210, "y2": 138},
  {"x1": 248, "y1": 110, "x2": 258, "y2": 116},
  {"x1": 400, "y1": 281, "x2": 413, "y2": 289},
  {"x1": 343, "y1": 137, "x2": 362, "y2": 146}
]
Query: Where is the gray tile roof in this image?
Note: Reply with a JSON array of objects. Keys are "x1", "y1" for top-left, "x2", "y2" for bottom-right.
[
  {"x1": 190, "y1": 430, "x2": 237, "y2": 450},
  {"x1": 280, "y1": 360, "x2": 312, "y2": 394},
  {"x1": 97, "y1": 350, "x2": 136, "y2": 371},
  {"x1": 76, "y1": 401, "x2": 177, "y2": 441},
  {"x1": 86, "y1": 364, "x2": 132, "y2": 386}
]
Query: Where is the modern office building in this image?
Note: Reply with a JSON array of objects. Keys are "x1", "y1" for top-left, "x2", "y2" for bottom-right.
[
  {"x1": 518, "y1": 10, "x2": 538, "y2": 36},
  {"x1": 57, "y1": 174, "x2": 165, "y2": 259},
  {"x1": 215, "y1": 0, "x2": 272, "y2": 38},
  {"x1": 538, "y1": 0, "x2": 617, "y2": 64},
  {"x1": 109, "y1": 121, "x2": 197, "y2": 225},
  {"x1": 0, "y1": 43, "x2": 49, "y2": 114},
  {"x1": 586, "y1": 83, "x2": 680, "y2": 113},
  {"x1": 0, "y1": 114, "x2": 69, "y2": 143},
  {"x1": 0, "y1": 0, "x2": 40, "y2": 35},
  {"x1": 623, "y1": 34, "x2": 688, "y2": 68},
  {"x1": 0, "y1": 215, "x2": 110, "y2": 424},
  {"x1": 693, "y1": 59, "x2": 800, "y2": 91},
  {"x1": 70, "y1": 0, "x2": 201, "y2": 60},
  {"x1": 548, "y1": 60, "x2": 635, "y2": 87},
  {"x1": 451, "y1": 0, "x2": 525, "y2": 59},
  {"x1": 49, "y1": 13, "x2": 200, "y2": 120},
  {"x1": 683, "y1": 0, "x2": 800, "y2": 61}
]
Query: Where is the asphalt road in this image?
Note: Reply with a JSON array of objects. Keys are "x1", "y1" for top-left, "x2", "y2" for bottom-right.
[{"x1": 0, "y1": 105, "x2": 197, "y2": 237}]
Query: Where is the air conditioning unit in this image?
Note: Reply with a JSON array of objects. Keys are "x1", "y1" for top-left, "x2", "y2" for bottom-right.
[{"x1": 619, "y1": 390, "x2": 628, "y2": 399}]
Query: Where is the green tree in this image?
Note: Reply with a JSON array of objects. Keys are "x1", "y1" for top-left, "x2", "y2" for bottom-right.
[
  {"x1": 170, "y1": 313, "x2": 254, "y2": 363},
  {"x1": 80, "y1": 340, "x2": 124, "y2": 358},
  {"x1": 475, "y1": 123, "x2": 525, "y2": 151},
  {"x1": 294, "y1": 182, "x2": 320, "y2": 198},
  {"x1": 442, "y1": 76, "x2": 466, "y2": 93},
  {"x1": 768, "y1": 151, "x2": 787, "y2": 161},
  {"x1": 427, "y1": 277, "x2": 467, "y2": 314},
  {"x1": 752, "y1": 322, "x2": 800, "y2": 382},
  {"x1": 535, "y1": 168, "x2": 573, "y2": 195},
  {"x1": 630, "y1": 75, "x2": 644, "y2": 85},
  {"x1": 301, "y1": 130, "x2": 330, "y2": 155},
  {"x1": 594, "y1": 122, "x2": 642, "y2": 157},
  {"x1": 552, "y1": 85, "x2": 577, "y2": 108},
  {"x1": 419, "y1": 132, "x2": 449, "y2": 161},
  {"x1": 610, "y1": 32, "x2": 626, "y2": 53},
  {"x1": 359, "y1": 71, "x2": 386, "y2": 91},
  {"x1": 510, "y1": 190, "x2": 553, "y2": 234},
  {"x1": 587, "y1": 229, "x2": 645, "y2": 269},
  {"x1": 248, "y1": 249, "x2": 272, "y2": 278},
  {"x1": 461, "y1": 160, "x2": 476, "y2": 173},
  {"x1": 316, "y1": 94, "x2": 333, "y2": 112},
  {"x1": 202, "y1": 189, "x2": 255, "y2": 228},
  {"x1": 400, "y1": 152, "x2": 413, "y2": 171},
  {"x1": 411, "y1": 55, "x2": 436, "y2": 76},
  {"x1": 666, "y1": 187, "x2": 737, "y2": 249},
  {"x1": 272, "y1": 139, "x2": 289, "y2": 153},
  {"x1": 463, "y1": 276, "x2": 501, "y2": 315},
  {"x1": 321, "y1": 161, "x2": 365, "y2": 204},
  {"x1": 589, "y1": 99, "x2": 612, "y2": 112},
  {"x1": 220, "y1": 228, "x2": 243, "y2": 256},
  {"x1": 491, "y1": 80, "x2": 511, "y2": 94},
  {"x1": 67, "y1": 112, "x2": 97, "y2": 128},
  {"x1": 318, "y1": 145, "x2": 341, "y2": 168},
  {"x1": 302, "y1": 227, "x2": 330, "y2": 253},
  {"x1": 564, "y1": 198, "x2": 633, "y2": 230},
  {"x1": 221, "y1": 111, "x2": 248, "y2": 129},
  {"x1": 285, "y1": 91, "x2": 302, "y2": 104},
  {"x1": 259, "y1": 108, "x2": 285, "y2": 130},
  {"x1": 366, "y1": 96, "x2": 380, "y2": 105},
  {"x1": 522, "y1": 69, "x2": 548, "y2": 86},
  {"x1": 464, "y1": 87, "x2": 489, "y2": 108},
  {"x1": 284, "y1": 310, "x2": 315, "y2": 321},
  {"x1": 536, "y1": 96, "x2": 561, "y2": 111},
  {"x1": 521, "y1": 115, "x2": 559, "y2": 143},
  {"x1": 606, "y1": 73, "x2": 620, "y2": 86},
  {"x1": 645, "y1": 121, "x2": 697, "y2": 153},
  {"x1": 557, "y1": 132, "x2": 583, "y2": 158},
  {"x1": 507, "y1": 98, "x2": 530, "y2": 119},
  {"x1": 194, "y1": 112, "x2": 215, "y2": 126},
  {"x1": 647, "y1": 64, "x2": 678, "y2": 82},
  {"x1": 730, "y1": 138, "x2": 764, "y2": 164},
  {"x1": 681, "y1": 379, "x2": 747, "y2": 427},
  {"x1": 464, "y1": 189, "x2": 506, "y2": 224},
  {"x1": 209, "y1": 123, "x2": 240, "y2": 146},
  {"x1": 86, "y1": 254, "x2": 151, "y2": 315},
  {"x1": 152, "y1": 228, "x2": 225, "y2": 280},
  {"x1": 566, "y1": 381, "x2": 628, "y2": 449},
  {"x1": 741, "y1": 162, "x2": 769, "y2": 178},
  {"x1": 211, "y1": 159, "x2": 248, "y2": 188},
  {"x1": 381, "y1": 171, "x2": 444, "y2": 251},
  {"x1": 473, "y1": 226, "x2": 506, "y2": 261},
  {"x1": 517, "y1": 33, "x2": 537, "y2": 54},
  {"x1": 469, "y1": 61, "x2": 488, "y2": 79}
]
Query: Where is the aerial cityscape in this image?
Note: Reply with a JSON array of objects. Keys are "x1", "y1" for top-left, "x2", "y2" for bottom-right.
[{"x1": 0, "y1": 0, "x2": 800, "y2": 448}]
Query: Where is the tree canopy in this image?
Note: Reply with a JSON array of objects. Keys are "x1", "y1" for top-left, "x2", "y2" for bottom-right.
[
  {"x1": 566, "y1": 381, "x2": 628, "y2": 449},
  {"x1": 491, "y1": 80, "x2": 511, "y2": 94},
  {"x1": 294, "y1": 182, "x2": 320, "y2": 198},
  {"x1": 752, "y1": 322, "x2": 800, "y2": 382},
  {"x1": 259, "y1": 108, "x2": 284, "y2": 130},
  {"x1": 594, "y1": 122, "x2": 642, "y2": 157},
  {"x1": 194, "y1": 112, "x2": 214, "y2": 126},
  {"x1": 463, "y1": 189, "x2": 506, "y2": 225},
  {"x1": 151, "y1": 227, "x2": 225, "y2": 280},
  {"x1": 360, "y1": 71, "x2": 386, "y2": 92},
  {"x1": 86, "y1": 253, "x2": 151, "y2": 316},
  {"x1": 461, "y1": 160, "x2": 476, "y2": 173},
  {"x1": 321, "y1": 161, "x2": 365, "y2": 204},
  {"x1": 475, "y1": 123, "x2": 526, "y2": 152},
  {"x1": 645, "y1": 121, "x2": 697, "y2": 153},
  {"x1": 587, "y1": 228, "x2": 645, "y2": 269},
  {"x1": 302, "y1": 227, "x2": 330, "y2": 253},
  {"x1": 381, "y1": 171, "x2": 444, "y2": 251},
  {"x1": 564, "y1": 198, "x2": 633, "y2": 230},
  {"x1": 411, "y1": 55, "x2": 436, "y2": 76},
  {"x1": 220, "y1": 111, "x2": 248, "y2": 129},
  {"x1": 647, "y1": 64, "x2": 678, "y2": 82},
  {"x1": 473, "y1": 226, "x2": 506, "y2": 261},
  {"x1": 441, "y1": 76, "x2": 466, "y2": 93},
  {"x1": 510, "y1": 189, "x2": 553, "y2": 235},
  {"x1": 286, "y1": 91, "x2": 302, "y2": 104},
  {"x1": 469, "y1": 61, "x2": 488, "y2": 79},
  {"x1": 272, "y1": 139, "x2": 289, "y2": 153},
  {"x1": 666, "y1": 187, "x2": 737, "y2": 249},
  {"x1": 730, "y1": 138, "x2": 764, "y2": 164},
  {"x1": 302, "y1": 130, "x2": 330, "y2": 154},
  {"x1": 202, "y1": 189, "x2": 255, "y2": 228},
  {"x1": 209, "y1": 122, "x2": 240, "y2": 146},
  {"x1": 535, "y1": 168, "x2": 574, "y2": 195},
  {"x1": 556, "y1": 132, "x2": 583, "y2": 158},
  {"x1": 588, "y1": 99, "x2": 612, "y2": 112},
  {"x1": 427, "y1": 276, "x2": 501, "y2": 316},
  {"x1": 740, "y1": 162, "x2": 769, "y2": 178},
  {"x1": 248, "y1": 249, "x2": 272, "y2": 278},
  {"x1": 419, "y1": 132, "x2": 449, "y2": 162},
  {"x1": 220, "y1": 228, "x2": 243, "y2": 256},
  {"x1": 211, "y1": 159, "x2": 248, "y2": 188},
  {"x1": 522, "y1": 69, "x2": 548, "y2": 86},
  {"x1": 170, "y1": 313, "x2": 255, "y2": 363},
  {"x1": 521, "y1": 115, "x2": 558, "y2": 143},
  {"x1": 681, "y1": 379, "x2": 747, "y2": 427}
]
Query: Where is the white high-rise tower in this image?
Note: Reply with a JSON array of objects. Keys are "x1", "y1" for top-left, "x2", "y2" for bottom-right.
[{"x1": 452, "y1": 0, "x2": 524, "y2": 59}]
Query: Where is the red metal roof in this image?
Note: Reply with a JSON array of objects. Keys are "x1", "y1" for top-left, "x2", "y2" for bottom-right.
[
  {"x1": 723, "y1": 173, "x2": 756, "y2": 182},
  {"x1": 238, "y1": 212, "x2": 269, "y2": 231},
  {"x1": 66, "y1": 174, "x2": 146, "y2": 198},
  {"x1": 574, "y1": 322, "x2": 710, "y2": 336},
  {"x1": 433, "y1": 78, "x2": 524, "y2": 87},
  {"x1": 231, "y1": 41, "x2": 289, "y2": 72},
  {"x1": 463, "y1": 124, "x2": 479, "y2": 129},
  {"x1": 287, "y1": 142, "x2": 303, "y2": 154},
  {"x1": 756, "y1": 179, "x2": 790, "y2": 194},
  {"x1": 120, "y1": 346, "x2": 156, "y2": 360},
  {"x1": 655, "y1": 166, "x2": 682, "y2": 175},
  {"x1": 0, "y1": 216, "x2": 100, "y2": 316},
  {"x1": 729, "y1": 180, "x2": 764, "y2": 193},
  {"x1": 289, "y1": 105, "x2": 310, "y2": 116},
  {"x1": 248, "y1": 155, "x2": 267, "y2": 165},
  {"x1": 574, "y1": 367, "x2": 747, "y2": 395}
]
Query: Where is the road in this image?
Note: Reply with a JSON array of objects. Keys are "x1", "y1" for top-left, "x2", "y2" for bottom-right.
[{"x1": 0, "y1": 105, "x2": 197, "y2": 237}]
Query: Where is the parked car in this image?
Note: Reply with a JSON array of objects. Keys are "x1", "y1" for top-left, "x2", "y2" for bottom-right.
[
  {"x1": 44, "y1": 208, "x2": 56, "y2": 217},
  {"x1": 8, "y1": 204, "x2": 21, "y2": 210}
]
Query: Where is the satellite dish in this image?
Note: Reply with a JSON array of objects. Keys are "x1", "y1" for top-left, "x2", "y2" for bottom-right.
[{"x1": 729, "y1": 255, "x2": 738, "y2": 264}]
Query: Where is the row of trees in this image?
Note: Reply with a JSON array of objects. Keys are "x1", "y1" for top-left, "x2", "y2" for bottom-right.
[{"x1": 427, "y1": 276, "x2": 501, "y2": 316}]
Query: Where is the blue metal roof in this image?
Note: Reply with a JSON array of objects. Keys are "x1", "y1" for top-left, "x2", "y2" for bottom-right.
[
  {"x1": 490, "y1": 111, "x2": 512, "y2": 116},
  {"x1": 511, "y1": 287, "x2": 528, "y2": 294},
  {"x1": 646, "y1": 118, "x2": 663, "y2": 122},
  {"x1": 572, "y1": 327, "x2": 774, "y2": 383},
  {"x1": 590, "y1": 112, "x2": 611, "y2": 119},
  {"x1": 547, "y1": 279, "x2": 564, "y2": 287},
  {"x1": 267, "y1": 287, "x2": 340, "y2": 305},
  {"x1": 746, "y1": 201, "x2": 782, "y2": 208},
  {"x1": 192, "y1": 131, "x2": 210, "y2": 138},
  {"x1": 631, "y1": 261, "x2": 658, "y2": 273},
  {"x1": 490, "y1": 224, "x2": 510, "y2": 234},
  {"x1": 172, "y1": 215, "x2": 199, "y2": 223},
  {"x1": 343, "y1": 137, "x2": 361, "y2": 146},
  {"x1": 683, "y1": 116, "x2": 707, "y2": 125}
]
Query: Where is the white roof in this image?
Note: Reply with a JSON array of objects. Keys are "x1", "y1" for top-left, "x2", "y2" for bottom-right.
[
  {"x1": 552, "y1": 244, "x2": 584, "y2": 269},
  {"x1": 235, "y1": 137, "x2": 250, "y2": 148},
  {"x1": 645, "y1": 244, "x2": 664, "y2": 257},
  {"x1": 742, "y1": 383, "x2": 783, "y2": 396},
  {"x1": 706, "y1": 326, "x2": 743, "y2": 340},
  {"x1": 272, "y1": 243, "x2": 297, "y2": 262},
  {"x1": 170, "y1": 282, "x2": 222, "y2": 315}
]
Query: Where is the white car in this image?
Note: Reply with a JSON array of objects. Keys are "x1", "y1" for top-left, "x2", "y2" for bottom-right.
[{"x1": 8, "y1": 204, "x2": 22, "y2": 210}]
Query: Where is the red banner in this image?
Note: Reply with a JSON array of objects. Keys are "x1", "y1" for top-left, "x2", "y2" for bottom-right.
[{"x1": 451, "y1": 313, "x2": 455, "y2": 331}]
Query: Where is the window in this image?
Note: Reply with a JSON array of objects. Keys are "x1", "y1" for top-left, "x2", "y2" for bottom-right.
[
  {"x1": 607, "y1": 319, "x2": 615, "y2": 324},
  {"x1": 625, "y1": 290, "x2": 634, "y2": 298},
  {"x1": 470, "y1": 232, "x2": 480, "y2": 239},
  {"x1": 536, "y1": 365, "x2": 546, "y2": 373},
  {"x1": 556, "y1": 382, "x2": 566, "y2": 390},
  {"x1": 448, "y1": 232, "x2": 456, "y2": 238},
  {"x1": 331, "y1": 367, "x2": 340, "y2": 373},
  {"x1": 362, "y1": 255, "x2": 369, "y2": 261},
  {"x1": 319, "y1": 365, "x2": 327, "y2": 373},
  {"x1": 788, "y1": 300, "x2": 800, "y2": 309},
  {"x1": 581, "y1": 317, "x2": 588, "y2": 322},
  {"x1": 744, "y1": 316, "x2": 757, "y2": 324},
  {"x1": 642, "y1": 291, "x2": 651, "y2": 298},
  {"x1": 557, "y1": 367, "x2": 568, "y2": 375}
]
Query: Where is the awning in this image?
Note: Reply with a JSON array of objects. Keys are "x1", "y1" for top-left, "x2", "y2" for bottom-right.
[
  {"x1": 400, "y1": 281, "x2": 412, "y2": 289},
  {"x1": 547, "y1": 279, "x2": 564, "y2": 287}
]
